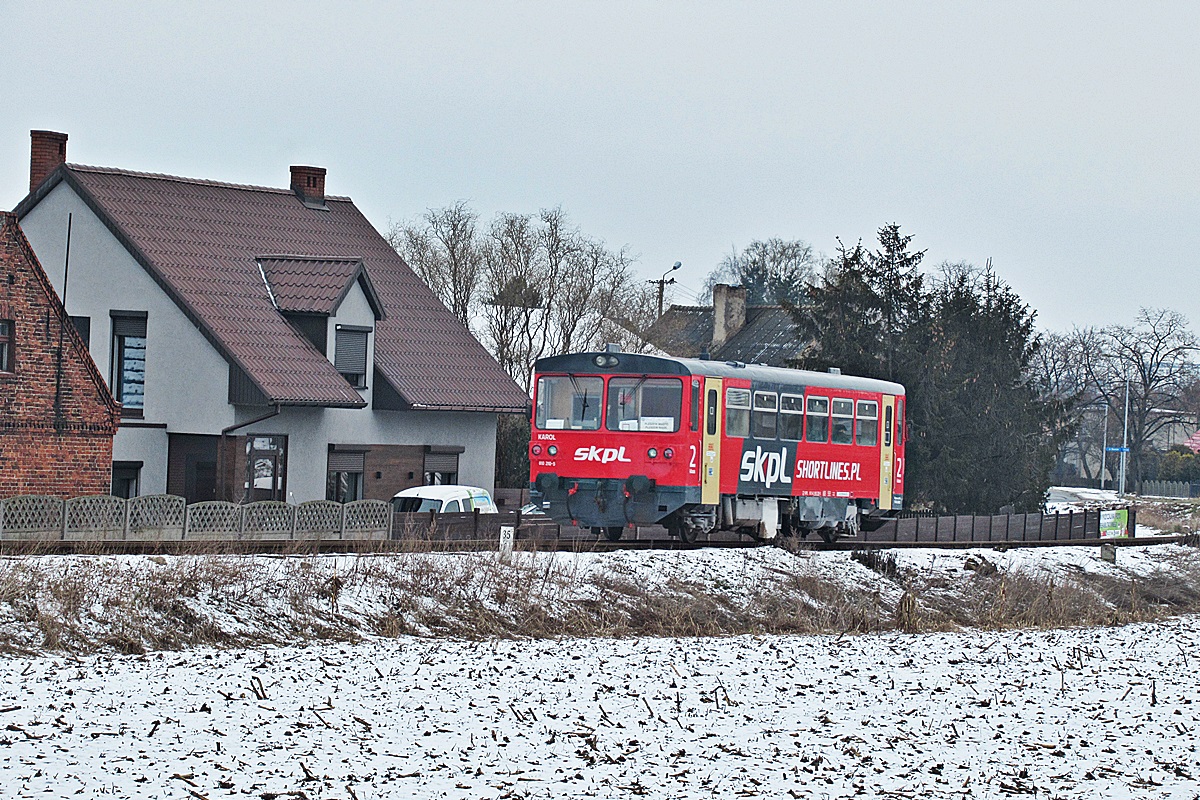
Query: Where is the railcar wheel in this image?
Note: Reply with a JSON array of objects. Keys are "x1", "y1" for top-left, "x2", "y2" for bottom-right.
[
  {"x1": 603, "y1": 526, "x2": 624, "y2": 542},
  {"x1": 818, "y1": 529, "x2": 839, "y2": 544},
  {"x1": 677, "y1": 522, "x2": 699, "y2": 545}
]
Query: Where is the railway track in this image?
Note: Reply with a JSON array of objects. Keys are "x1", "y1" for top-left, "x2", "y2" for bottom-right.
[{"x1": 0, "y1": 531, "x2": 1192, "y2": 556}]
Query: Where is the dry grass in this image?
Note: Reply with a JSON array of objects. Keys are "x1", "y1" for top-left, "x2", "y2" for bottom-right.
[{"x1": 2, "y1": 542, "x2": 1200, "y2": 656}]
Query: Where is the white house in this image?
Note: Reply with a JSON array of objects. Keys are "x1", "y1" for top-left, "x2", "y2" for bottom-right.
[{"x1": 14, "y1": 131, "x2": 527, "y2": 503}]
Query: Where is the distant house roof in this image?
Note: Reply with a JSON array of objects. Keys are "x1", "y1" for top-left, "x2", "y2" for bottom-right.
[
  {"x1": 642, "y1": 302, "x2": 806, "y2": 367},
  {"x1": 1184, "y1": 430, "x2": 1200, "y2": 454},
  {"x1": 16, "y1": 165, "x2": 527, "y2": 412}
]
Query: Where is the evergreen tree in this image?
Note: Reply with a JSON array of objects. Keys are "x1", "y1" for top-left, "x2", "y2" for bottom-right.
[
  {"x1": 789, "y1": 226, "x2": 1067, "y2": 513},
  {"x1": 909, "y1": 264, "x2": 1067, "y2": 512}
]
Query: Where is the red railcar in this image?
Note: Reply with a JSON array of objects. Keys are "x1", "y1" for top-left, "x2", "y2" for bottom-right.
[{"x1": 529, "y1": 350, "x2": 906, "y2": 542}]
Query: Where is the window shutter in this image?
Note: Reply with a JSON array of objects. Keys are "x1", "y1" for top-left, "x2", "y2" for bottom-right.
[
  {"x1": 334, "y1": 329, "x2": 368, "y2": 374},
  {"x1": 327, "y1": 451, "x2": 365, "y2": 472},
  {"x1": 112, "y1": 315, "x2": 147, "y2": 337},
  {"x1": 424, "y1": 452, "x2": 459, "y2": 473}
]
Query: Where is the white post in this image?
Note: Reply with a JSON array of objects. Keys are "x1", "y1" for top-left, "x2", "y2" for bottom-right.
[
  {"x1": 1119, "y1": 376, "x2": 1130, "y2": 496},
  {"x1": 499, "y1": 524, "x2": 515, "y2": 564},
  {"x1": 1099, "y1": 407, "x2": 1108, "y2": 491}
]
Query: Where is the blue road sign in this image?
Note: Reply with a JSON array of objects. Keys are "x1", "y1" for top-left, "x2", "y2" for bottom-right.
[{"x1": 1105, "y1": 446, "x2": 1130, "y2": 453}]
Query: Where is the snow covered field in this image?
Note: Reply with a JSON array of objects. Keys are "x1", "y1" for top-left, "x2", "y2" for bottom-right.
[{"x1": 2, "y1": 616, "x2": 1197, "y2": 799}]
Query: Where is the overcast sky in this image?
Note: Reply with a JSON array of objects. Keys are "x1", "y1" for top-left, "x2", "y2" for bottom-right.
[{"x1": 3, "y1": 2, "x2": 1197, "y2": 333}]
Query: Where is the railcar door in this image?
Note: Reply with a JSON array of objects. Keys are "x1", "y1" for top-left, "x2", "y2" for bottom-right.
[
  {"x1": 878, "y1": 395, "x2": 896, "y2": 510},
  {"x1": 702, "y1": 378, "x2": 723, "y2": 505}
]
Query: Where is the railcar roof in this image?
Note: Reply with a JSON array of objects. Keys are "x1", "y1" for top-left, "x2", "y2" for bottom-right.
[{"x1": 535, "y1": 352, "x2": 905, "y2": 395}]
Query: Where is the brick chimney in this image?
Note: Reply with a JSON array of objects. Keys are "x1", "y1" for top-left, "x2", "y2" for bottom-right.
[
  {"x1": 711, "y1": 283, "x2": 747, "y2": 351},
  {"x1": 29, "y1": 130, "x2": 68, "y2": 192},
  {"x1": 290, "y1": 165, "x2": 327, "y2": 209}
]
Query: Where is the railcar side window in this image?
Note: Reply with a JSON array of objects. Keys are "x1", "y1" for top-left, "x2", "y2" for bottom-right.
[
  {"x1": 725, "y1": 388, "x2": 751, "y2": 438},
  {"x1": 690, "y1": 381, "x2": 701, "y2": 431},
  {"x1": 779, "y1": 393, "x2": 804, "y2": 440},
  {"x1": 895, "y1": 398, "x2": 905, "y2": 445},
  {"x1": 805, "y1": 396, "x2": 829, "y2": 443},
  {"x1": 751, "y1": 391, "x2": 778, "y2": 439},
  {"x1": 706, "y1": 389, "x2": 718, "y2": 436},
  {"x1": 535, "y1": 375, "x2": 603, "y2": 430},
  {"x1": 855, "y1": 400, "x2": 879, "y2": 446},
  {"x1": 884, "y1": 404, "x2": 894, "y2": 447},
  {"x1": 831, "y1": 399, "x2": 854, "y2": 444},
  {"x1": 606, "y1": 377, "x2": 683, "y2": 432}
]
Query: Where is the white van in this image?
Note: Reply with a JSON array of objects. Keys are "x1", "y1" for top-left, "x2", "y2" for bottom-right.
[{"x1": 391, "y1": 485, "x2": 499, "y2": 514}]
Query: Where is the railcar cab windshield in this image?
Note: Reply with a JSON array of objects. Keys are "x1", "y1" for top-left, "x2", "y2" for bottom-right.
[{"x1": 534, "y1": 374, "x2": 683, "y2": 432}]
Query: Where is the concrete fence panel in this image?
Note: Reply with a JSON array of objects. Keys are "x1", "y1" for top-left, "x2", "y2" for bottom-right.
[
  {"x1": 185, "y1": 501, "x2": 243, "y2": 540},
  {"x1": 64, "y1": 495, "x2": 126, "y2": 541},
  {"x1": 128, "y1": 494, "x2": 186, "y2": 541},
  {"x1": 343, "y1": 500, "x2": 390, "y2": 540},
  {"x1": 295, "y1": 501, "x2": 343, "y2": 540},
  {"x1": 242, "y1": 501, "x2": 296, "y2": 540},
  {"x1": 0, "y1": 495, "x2": 64, "y2": 540}
]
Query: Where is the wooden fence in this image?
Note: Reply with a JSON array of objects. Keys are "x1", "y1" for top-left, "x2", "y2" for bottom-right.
[{"x1": 862, "y1": 508, "x2": 1134, "y2": 544}]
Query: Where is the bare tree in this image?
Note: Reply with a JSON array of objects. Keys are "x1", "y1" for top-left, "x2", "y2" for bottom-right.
[
  {"x1": 386, "y1": 201, "x2": 484, "y2": 327},
  {"x1": 1033, "y1": 331, "x2": 1098, "y2": 481},
  {"x1": 1076, "y1": 308, "x2": 1199, "y2": 489},
  {"x1": 703, "y1": 238, "x2": 818, "y2": 305},
  {"x1": 390, "y1": 202, "x2": 657, "y2": 395},
  {"x1": 479, "y1": 208, "x2": 656, "y2": 392}
]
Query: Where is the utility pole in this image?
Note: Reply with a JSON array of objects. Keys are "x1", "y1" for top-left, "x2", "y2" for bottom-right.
[
  {"x1": 650, "y1": 261, "x2": 682, "y2": 317},
  {"x1": 1119, "y1": 376, "x2": 1130, "y2": 496},
  {"x1": 1099, "y1": 405, "x2": 1108, "y2": 490}
]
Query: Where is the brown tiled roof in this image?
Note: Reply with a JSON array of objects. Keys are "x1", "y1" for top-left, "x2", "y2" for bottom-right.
[
  {"x1": 642, "y1": 303, "x2": 805, "y2": 367},
  {"x1": 17, "y1": 165, "x2": 527, "y2": 412},
  {"x1": 258, "y1": 255, "x2": 381, "y2": 316}
]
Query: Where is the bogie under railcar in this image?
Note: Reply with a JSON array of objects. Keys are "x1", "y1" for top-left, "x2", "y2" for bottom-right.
[{"x1": 529, "y1": 350, "x2": 906, "y2": 543}]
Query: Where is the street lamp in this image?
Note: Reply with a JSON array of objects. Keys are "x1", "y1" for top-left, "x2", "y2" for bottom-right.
[{"x1": 650, "y1": 261, "x2": 682, "y2": 317}]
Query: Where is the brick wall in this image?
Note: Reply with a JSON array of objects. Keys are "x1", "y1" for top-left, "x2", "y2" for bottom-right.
[
  {"x1": 0, "y1": 213, "x2": 119, "y2": 498},
  {"x1": 28, "y1": 130, "x2": 67, "y2": 193}
]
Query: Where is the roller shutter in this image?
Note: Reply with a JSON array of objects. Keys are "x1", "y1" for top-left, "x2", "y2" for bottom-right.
[
  {"x1": 112, "y1": 314, "x2": 147, "y2": 338},
  {"x1": 423, "y1": 452, "x2": 459, "y2": 473},
  {"x1": 334, "y1": 329, "x2": 368, "y2": 375},
  {"x1": 327, "y1": 451, "x2": 365, "y2": 472}
]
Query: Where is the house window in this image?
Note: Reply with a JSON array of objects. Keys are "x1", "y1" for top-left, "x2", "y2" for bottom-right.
[
  {"x1": 245, "y1": 435, "x2": 287, "y2": 502},
  {"x1": 327, "y1": 450, "x2": 365, "y2": 503},
  {"x1": 424, "y1": 450, "x2": 460, "y2": 485},
  {"x1": 111, "y1": 461, "x2": 142, "y2": 498},
  {"x1": 0, "y1": 320, "x2": 12, "y2": 373},
  {"x1": 111, "y1": 313, "x2": 147, "y2": 415},
  {"x1": 70, "y1": 316, "x2": 90, "y2": 348},
  {"x1": 334, "y1": 326, "x2": 370, "y2": 389}
]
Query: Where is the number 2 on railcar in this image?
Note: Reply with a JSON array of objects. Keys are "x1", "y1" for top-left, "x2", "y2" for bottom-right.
[{"x1": 529, "y1": 349, "x2": 906, "y2": 543}]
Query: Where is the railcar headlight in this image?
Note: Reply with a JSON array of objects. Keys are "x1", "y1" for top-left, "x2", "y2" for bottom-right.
[
  {"x1": 547, "y1": 445, "x2": 558, "y2": 456},
  {"x1": 593, "y1": 355, "x2": 606, "y2": 367},
  {"x1": 532, "y1": 445, "x2": 543, "y2": 456},
  {"x1": 647, "y1": 448, "x2": 658, "y2": 459},
  {"x1": 664, "y1": 448, "x2": 674, "y2": 459}
]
